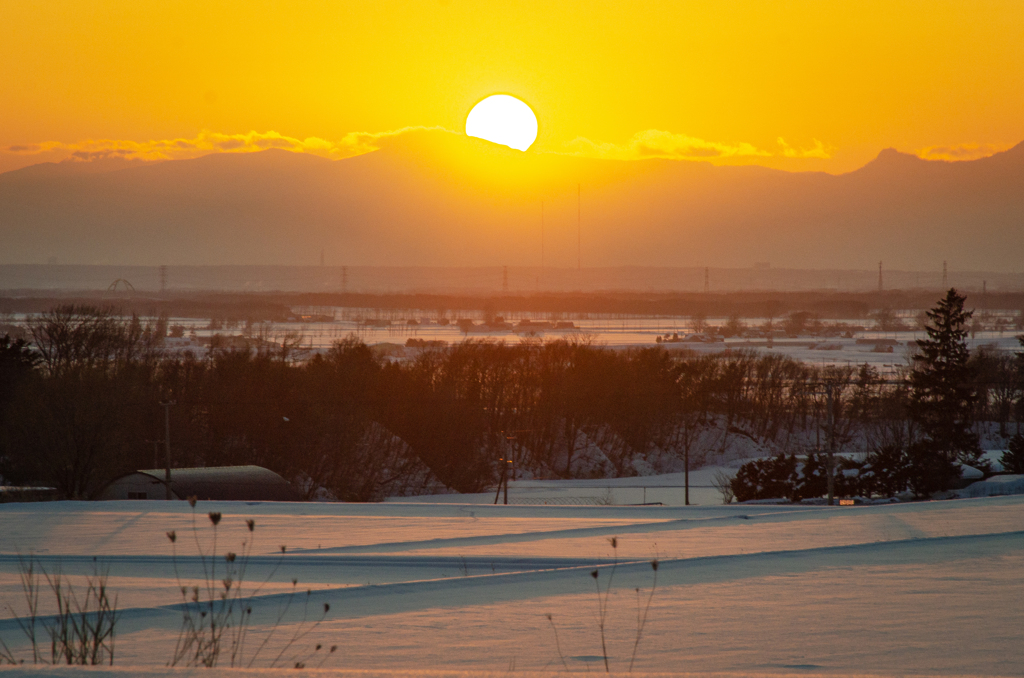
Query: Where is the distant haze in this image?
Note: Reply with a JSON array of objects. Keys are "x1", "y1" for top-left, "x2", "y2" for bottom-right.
[
  {"x1": 2, "y1": 130, "x2": 1022, "y2": 272},
  {"x1": 3, "y1": 264, "x2": 1023, "y2": 296}
]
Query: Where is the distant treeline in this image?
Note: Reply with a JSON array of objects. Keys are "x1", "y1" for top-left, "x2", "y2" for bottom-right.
[
  {"x1": 2, "y1": 297, "x2": 1022, "y2": 502},
  {"x1": 4, "y1": 289, "x2": 1024, "y2": 322}
]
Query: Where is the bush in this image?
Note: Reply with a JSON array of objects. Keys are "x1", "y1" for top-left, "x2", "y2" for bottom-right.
[
  {"x1": 863, "y1": 445, "x2": 911, "y2": 497},
  {"x1": 1001, "y1": 434, "x2": 1024, "y2": 474},
  {"x1": 795, "y1": 452, "x2": 827, "y2": 500},
  {"x1": 732, "y1": 452, "x2": 885, "y2": 502},
  {"x1": 731, "y1": 454, "x2": 798, "y2": 502},
  {"x1": 833, "y1": 457, "x2": 868, "y2": 497},
  {"x1": 905, "y1": 441, "x2": 960, "y2": 498}
]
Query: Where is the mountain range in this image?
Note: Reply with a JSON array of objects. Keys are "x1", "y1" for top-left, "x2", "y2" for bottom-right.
[{"x1": 2, "y1": 129, "x2": 1022, "y2": 271}]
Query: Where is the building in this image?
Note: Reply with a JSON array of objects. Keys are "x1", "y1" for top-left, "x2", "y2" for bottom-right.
[{"x1": 98, "y1": 465, "x2": 301, "y2": 502}]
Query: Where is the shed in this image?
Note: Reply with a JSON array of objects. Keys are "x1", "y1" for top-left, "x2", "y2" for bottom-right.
[{"x1": 99, "y1": 465, "x2": 301, "y2": 502}]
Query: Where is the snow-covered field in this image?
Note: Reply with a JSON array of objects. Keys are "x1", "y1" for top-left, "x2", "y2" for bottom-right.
[
  {"x1": 1, "y1": 493, "x2": 1022, "y2": 676},
  {"x1": 83, "y1": 309, "x2": 1023, "y2": 375},
  {"x1": 392, "y1": 468, "x2": 736, "y2": 507}
]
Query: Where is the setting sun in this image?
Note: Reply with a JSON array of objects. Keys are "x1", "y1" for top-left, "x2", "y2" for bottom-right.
[{"x1": 465, "y1": 95, "x2": 538, "y2": 152}]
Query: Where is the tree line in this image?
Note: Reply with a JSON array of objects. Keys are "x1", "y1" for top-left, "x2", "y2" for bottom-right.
[{"x1": 1, "y1": 290, "x2": 1022, "y2": 502}]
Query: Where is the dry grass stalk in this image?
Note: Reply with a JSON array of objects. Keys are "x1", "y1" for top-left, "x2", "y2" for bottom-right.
[
  {"x1": 167, "y1": 500, "x2": 332, "y2": 668},
  {"x1": 1, "y1": 556, "x2": 118, "y2": 666}
]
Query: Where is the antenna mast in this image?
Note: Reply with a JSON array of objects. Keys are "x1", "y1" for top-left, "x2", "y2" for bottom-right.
[
  {"x1": 577, "y1": 184, "x2": 581, "y2": 271},
  {"x1": 540, "y1": 201, "x2": 545, "y2": 277}
]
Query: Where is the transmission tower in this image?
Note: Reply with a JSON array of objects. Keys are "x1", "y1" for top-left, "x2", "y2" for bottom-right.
[
  {"x1": 342, "y1": 266, "x2": 348, "y2": 294},
  {"x1": 704, "y1": 267, "x2": 710, "y2": 294},
  {"x1": 878, "y1": 261, "x2": 883, "y2": 292},
  {"x1": 942, "y1": 260, "x2": 947, "y2": 288},
  {"x1": 159, "y1": 265, "x2": 167, "y2": 294}
]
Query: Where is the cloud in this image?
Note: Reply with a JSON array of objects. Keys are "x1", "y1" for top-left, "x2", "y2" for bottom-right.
[
  {"x1": 5, "y1": 126, "x2": 835, "y2": 168},
  {"x1": 561, "y1": 130, "x2": 832, "y2": 161},
  {"x1": 563, "y1": 130, "x2": 770, "y2": 161},
  {"x1": 915, "y1": 142, "x2": 1010, "y2": 162},
  {"x1": 4, "y1": 127, "x2": 446, "y2": 164},
  {"x1": 777, "y1": 137, "x2": 833, "y2": 159}
]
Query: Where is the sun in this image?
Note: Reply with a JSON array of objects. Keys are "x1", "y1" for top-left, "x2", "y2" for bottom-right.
[{"x1": 465, "y1": 94, "x2": 538, "y2": 152}]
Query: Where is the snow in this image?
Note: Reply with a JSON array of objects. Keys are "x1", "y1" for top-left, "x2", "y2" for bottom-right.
[
  {"x1": 1, "y1": 493, "x2": 1022, "y2": 676},
  {"x1": 390, "y1": 468, "x2": 741, "y2": 507},
  {"x1": 957, "y1": 474, "x2": 1024, "y2": 498},
  {"x1": 957, "y1": 464, "x2": 985, "y2": 480}
]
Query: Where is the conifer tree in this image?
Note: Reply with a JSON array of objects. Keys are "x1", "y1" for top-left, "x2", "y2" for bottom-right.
[
  {"x1": 909, "y1": 288, "x2": 982, "y2": 471},
  {"x1": 1001, "y1": 434, "x2": 1024, "y2": 474}
]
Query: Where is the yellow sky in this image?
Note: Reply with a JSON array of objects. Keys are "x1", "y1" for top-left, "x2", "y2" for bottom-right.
[{"x1": 2, "y1": 0, "x2": 1023, "y2": 174}]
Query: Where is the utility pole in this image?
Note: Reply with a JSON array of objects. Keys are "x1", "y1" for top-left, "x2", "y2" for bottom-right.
[
  {"x1": 878, "y1": 261, "x2": 883, "y2": 293},
  {"x1": 145, "y1": 440, "x2": 160, "y2": 470},
  {"x1": 159, "y1": 265, "x2": 167, "y2": 294},
  {"x1": 342, "y1": 266, "x2": 348, "y2": 294},
  {"x1": 684, "y1": 444, "x2": 690, "y2": 506},
  {"x1": 494, "y1": 440, "x2": 512, "y2": 505},
  {"x1": 161, "y1": 400, "x2": 175, "y2": 500},
  {"x1": 492, "y1": 431, "x2": 524, "y2": 505},
  {"x1": 825, "y1": 384, "x2": 836, "y2": 506},
  {"x1": 704, "y1": 267, "x2": 710, "y2": 294},
  {"x1": 942, "y1": 260, "x2": 947, "y2": 288}
]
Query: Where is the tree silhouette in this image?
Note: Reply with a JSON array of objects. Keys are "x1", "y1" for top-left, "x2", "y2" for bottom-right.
[{"x1": 909, "y1": 289, "x2": 982, "y2": 484}]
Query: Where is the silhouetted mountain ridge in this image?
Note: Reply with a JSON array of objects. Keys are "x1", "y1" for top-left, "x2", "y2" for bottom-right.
[{"x1": 2, "y1": 131, "x2": 1022, "y2": 271}]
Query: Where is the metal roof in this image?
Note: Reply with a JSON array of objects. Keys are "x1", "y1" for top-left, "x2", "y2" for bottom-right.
[{"x1": 132, "y1": 465, "x2": 301, "y2": 502}]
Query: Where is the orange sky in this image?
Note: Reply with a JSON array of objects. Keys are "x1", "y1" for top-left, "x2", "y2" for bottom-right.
[{"x1": 2, "y1": 0, "x2": 1023, "y2": 174}]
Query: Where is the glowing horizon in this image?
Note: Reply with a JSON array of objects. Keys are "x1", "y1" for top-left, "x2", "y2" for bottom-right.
[{"x1": 1, "y1": 1, "x2": 1023, "y2": 175}]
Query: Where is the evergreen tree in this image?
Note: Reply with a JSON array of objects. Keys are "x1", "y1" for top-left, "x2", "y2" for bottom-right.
[
  {"x1": 904, "y1": 440, "x2": 959, "y2": 498},
  {"x1": 797, "y1": 451, "x2": 827, "y2": 500},
  {"x1": 0, "y1": 335, "x2": 42, "y2": 475},
  {"x1": 909, "y1": 289, "x2": 982, "y2": 476},
  {"x1": 0, "y1": 334, "x2": 41, "y2": 409},
  {"x1": 1001, "y1": 434, "x2": 1024, "y2": 474},
  {"x1": 863, "y1": 444, "x2": 912, "y2": 497}
]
